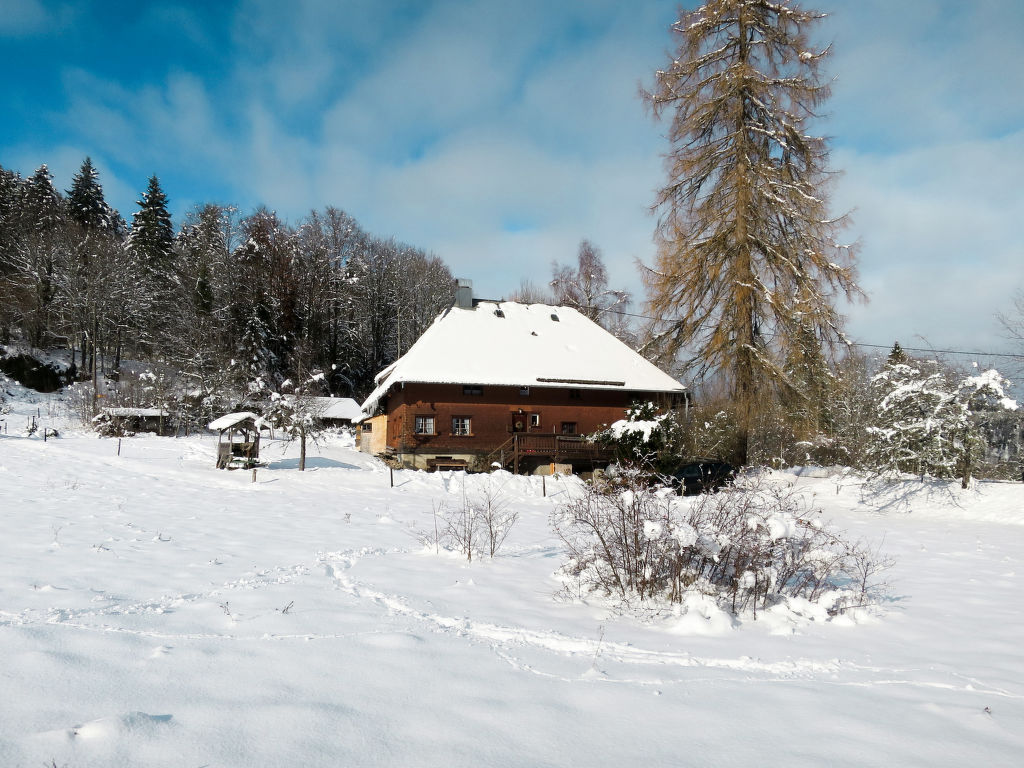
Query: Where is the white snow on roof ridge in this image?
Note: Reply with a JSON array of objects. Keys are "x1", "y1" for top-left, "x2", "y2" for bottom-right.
[
  {"x1": 292, "y1": 396, "x2": 363, "y2": 420},
  {"x1": 361, "y1": 300, "x2": 684, "y2": 415},
  {"x1": 208, "y1": 411, "x2": 271, "y2": 431},
  {"x1": 101, "y1": 407, "x2": 168, "y2": 417}
]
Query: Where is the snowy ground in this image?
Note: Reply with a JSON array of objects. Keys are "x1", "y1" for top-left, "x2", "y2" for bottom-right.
[{"x1": 2, "y1": 386, "x2": 1023, "y2": 766}]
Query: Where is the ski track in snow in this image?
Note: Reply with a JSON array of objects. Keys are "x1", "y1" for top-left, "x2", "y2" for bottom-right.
[
  {"x1": 3, "y1": 540, "x2": 1018, "y2": 701},
  {"x1": 318, "y1": 550, "x2": 1022, "y2": 699}
]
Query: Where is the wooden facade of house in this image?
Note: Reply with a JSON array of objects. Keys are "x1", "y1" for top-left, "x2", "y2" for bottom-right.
[
  {"x1": 359, "y1": 289, "x2": 687, "y2": 473},
  {"x1": 378, "y1": 382, "x2": 679, "y2": 471}
]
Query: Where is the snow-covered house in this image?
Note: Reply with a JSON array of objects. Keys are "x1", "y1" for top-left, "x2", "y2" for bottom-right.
[{"x1": 359, "y1": 289, "x2": 686, "y2": 472}]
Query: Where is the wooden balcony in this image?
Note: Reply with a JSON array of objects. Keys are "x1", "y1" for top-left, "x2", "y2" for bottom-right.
[{"x1": 487, "y1": 433, "x2": 615, "y2": 473}]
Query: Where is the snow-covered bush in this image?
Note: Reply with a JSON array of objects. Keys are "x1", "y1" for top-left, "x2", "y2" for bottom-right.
[
  {"x1": 592, "y1": 401, "x2": 687, "y2": 474},
  {"x1": 552, "y1": 471, "x2": 889, "y2": 617}
]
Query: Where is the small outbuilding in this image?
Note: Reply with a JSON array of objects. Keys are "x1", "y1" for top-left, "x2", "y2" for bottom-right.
[
  {"x1": 97, "y1": 407, "x2": 170, "y2": 436},
  {"x1": 209, "y1": 412, "x2": 271, "y2": 469},
  {"x1": 290, "y1": 396, "x2": 363, "y2": 428}
]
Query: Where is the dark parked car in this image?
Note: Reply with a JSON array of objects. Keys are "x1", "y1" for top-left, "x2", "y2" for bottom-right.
[{"x1": 669, "y1": 461, "x2": 737, "y2": 495}]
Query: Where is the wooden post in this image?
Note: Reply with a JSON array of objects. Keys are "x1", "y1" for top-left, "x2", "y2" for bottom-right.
[
  {"x1": 513, "y1": 434, "x2": 520, "y2": 475},
  {"x1": 390, "y1": 466, "x2": 394, "y2": 487},
  {"x1": 542, "y1": 475, "x2": 546, "y2": 497},
  {"x1": 117, "y1": 438, "x2": 121, "y2": 456},
  {"x1": 251, "y1": 468, "x2": 257, "y2": 483}
]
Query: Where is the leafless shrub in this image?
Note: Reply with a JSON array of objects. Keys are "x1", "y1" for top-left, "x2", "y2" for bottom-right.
[
  {"x1": 475, "y1": 479, "x2": 519, "y2": 558},
  {"x1": 422, "y1": 479, "x2": 518, "y2": 561},
  {"x1": 552, "y1": 471, "x2": 892, "y2": 618}
]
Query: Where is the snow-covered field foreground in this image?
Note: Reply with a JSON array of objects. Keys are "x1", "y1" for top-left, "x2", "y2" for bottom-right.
[{"x1": 2, "y1": 411, "x2": 1023, "y2": 765}]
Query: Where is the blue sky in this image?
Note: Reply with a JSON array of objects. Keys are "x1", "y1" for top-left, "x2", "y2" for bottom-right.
[{"x1": 2, "y1": 0, "x2": 1022, "y2": 361}]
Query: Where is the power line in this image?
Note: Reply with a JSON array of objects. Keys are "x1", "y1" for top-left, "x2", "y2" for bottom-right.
[
  {"x1": 846, "y1": 342, "x2": 1024, "y2": 360},
  {"x1": 576, "y1": 304, "x2": 1024, "y2": 361}
]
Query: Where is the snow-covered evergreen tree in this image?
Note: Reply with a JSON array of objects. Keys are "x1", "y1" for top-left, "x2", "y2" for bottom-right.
[
  {"x1": 66, "y1": 157, "x2": 118, "y2": 234},
  {"x1": 866, "y1": 352, "x2": 1017, "y2": 482},
  {"x1": 8, "y1": 165, "x2": 67, "y2": 346},
  {"x1": 128, "y1": 175, "x2": 176, "y2": 332}
]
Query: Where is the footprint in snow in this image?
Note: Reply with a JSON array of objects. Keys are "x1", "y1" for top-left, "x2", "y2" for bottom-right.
[{"x1": 68, "y1": 712, "x2": 174, "y2": 740}]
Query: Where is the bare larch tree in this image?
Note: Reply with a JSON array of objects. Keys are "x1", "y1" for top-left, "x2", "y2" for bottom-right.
[{"x1": 643, "y1": 0, "x2": 861, "y2": 462}]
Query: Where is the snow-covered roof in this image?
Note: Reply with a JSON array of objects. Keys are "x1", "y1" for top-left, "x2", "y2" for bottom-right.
[
  {"x1": 208, "y1": 411, "x2": 271, "y2": 432},
  {"x1": 286, "y1": 396, "x2": 362, "y2": 421},
  {"x1": 102, "y1": 407, "x2": 168, "y2": 418},
  {"x1": 362, "y1": 301, "x2": 685, "y2": 415},
  {"x1": 314, "y1": 397, "x2": 362, "y2": 421}
]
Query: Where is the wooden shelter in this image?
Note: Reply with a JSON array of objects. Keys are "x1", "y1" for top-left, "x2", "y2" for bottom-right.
[{"x1": 209, "y1": 412, "x2": 271, "y2": 469}]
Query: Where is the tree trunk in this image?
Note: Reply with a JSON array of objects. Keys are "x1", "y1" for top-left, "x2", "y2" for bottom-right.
[{"x1": 961, "y1": 429, "x2": 972, "y2": 489}]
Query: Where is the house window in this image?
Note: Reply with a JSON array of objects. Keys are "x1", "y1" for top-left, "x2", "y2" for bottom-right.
[
  {"x1": 452, "y1": 416, "x2": 472, "y2": 436},
  {"x1": 529, "y1": 413, "x2": 540, "y2": 428},
  {"x1": 519, "y1": 386, "x2": 530, "y2": 396},
  {"x1": 361, "y1": 422, "x2": 372, "y2": 432},
  {"x1": 414, "y1": 415, "x2": 435, "y2": 435},
  {"x1": 561, "y1": 422, "x2": 577, "y2": 435},
  {"x1": 568, "y1": 389, "x2": 582, "y2": 399},
  {"x1": 463, "y1": 385, "x2": 483, "y2": 396}
]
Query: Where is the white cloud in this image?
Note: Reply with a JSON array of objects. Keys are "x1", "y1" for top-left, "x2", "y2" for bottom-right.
[
  {"x1": 0, "y1": 0, "x2": 76, "y2": 35},
  {"x1": 9, "y1": 0, "x2": 1022, "y2": 361},
  {"x1": 835, "y1": 131, "x2": 1024, "y2": 350}
]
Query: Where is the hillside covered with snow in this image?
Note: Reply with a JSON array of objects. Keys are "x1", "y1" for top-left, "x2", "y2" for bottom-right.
[{"x1": 1, "y1": 389, "x2": 1023, "y2": 766}]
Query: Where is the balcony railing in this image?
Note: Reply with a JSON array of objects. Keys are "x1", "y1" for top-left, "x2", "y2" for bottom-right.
[{"x1": 486, "y1": 432, "x2": 614, "y2": 472}]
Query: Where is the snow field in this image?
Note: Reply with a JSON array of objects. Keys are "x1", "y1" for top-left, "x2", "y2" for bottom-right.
[{"x1": 1, "y1": 407, "x2": 1023, "y2": 766}]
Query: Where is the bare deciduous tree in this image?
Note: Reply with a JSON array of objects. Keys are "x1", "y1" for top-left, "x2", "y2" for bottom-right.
[{"x1": 550, "y1": 240, "x2": 631, "y2": 331}]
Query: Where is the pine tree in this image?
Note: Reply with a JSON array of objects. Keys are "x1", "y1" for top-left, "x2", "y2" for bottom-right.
[
  {"x1": 0, "y1": 164, "x2": 25, "y2": 339},
  {"x1": 14, "y1": 165, "x2": 67, "y2": 345},
  {"x1": 887, "y1": 341, "x2": 907, "y2": 365},
  {"x1": 66, "y1": 157, "x2": 117, "y2": 233},
  {"x1": 62, "y1": 157, "x2": 125, "y2": 380},
  {"x1": 642, "y1": 1, "x2": 861, "y2": 463},
  {"x1": 128, "y1": 175, "x2": 174, "y2": 282},
  {"x1": 128, "y1": 175, "x2": 176, "y2": 346}
]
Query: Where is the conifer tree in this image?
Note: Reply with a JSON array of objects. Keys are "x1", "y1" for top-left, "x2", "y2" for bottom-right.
[
  {"x1": 128, "y1": 175, "x2": 176, "y2": 345},
  {"x1": 62, "y1": 157, "x2": 125, "y2": 379},
  {"x1": 129, "y1": 175, "x2": 174, "y2": 281},
  {"x1": 15, "y1": 165, "x2": 67, "y2": 345},
  {"x1": 643, "y1": 1, "x2": 861, "y2": 463},
  {"x1": 66, "y1": 157, "x2": 117, "y2": 233}
]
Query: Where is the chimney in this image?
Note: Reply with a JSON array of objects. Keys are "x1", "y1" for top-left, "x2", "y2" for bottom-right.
[{"x1": 454, "y1": 278, "x2": 473, "y2": 309}]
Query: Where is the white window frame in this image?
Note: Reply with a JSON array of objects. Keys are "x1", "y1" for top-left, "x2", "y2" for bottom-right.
[
  {"x1": 451, "y1": 416, "x2": 471, "y2": 436},
  {"x1": 414, "y1": 415, "x2": 435, "y2": 435},
  {"x1": 529, "y1": 413, "x2": 540, "y2": 428}
]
